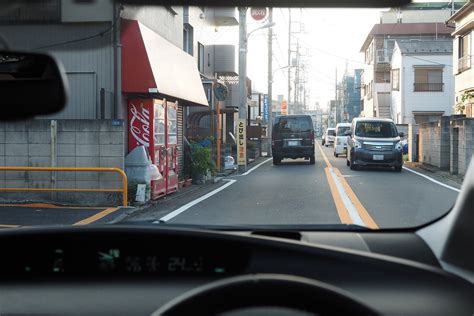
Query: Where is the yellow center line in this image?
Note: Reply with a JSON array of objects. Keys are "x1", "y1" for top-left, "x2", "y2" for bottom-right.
[
  {"x1": 323, "y1": 168, "x2": 353, "y2": 224},
  {"x1": 0, "y1": 224, "x2": 21, "y2": 228},
  {"x1": 333, "y1": 168, "x2": 379, "y2": 229},
  {"x1": 73, "y1": 207, "x2": 120, "y2": 226},
  {"x1": 316, "y1": 142, "x2": 378, "y2": 229}
]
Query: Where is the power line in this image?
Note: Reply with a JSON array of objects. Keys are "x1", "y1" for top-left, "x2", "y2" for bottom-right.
[
  {"x1": 34, "y1": 6, "x2": 123, "y2": 50},
  {"x1": 407, "y1": 55, "x2": 453, "y2": 67}
]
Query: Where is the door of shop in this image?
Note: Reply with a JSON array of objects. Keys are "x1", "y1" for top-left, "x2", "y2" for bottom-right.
[{"x1": 128, "y1": 98, "x2": 178, "y2": 199}]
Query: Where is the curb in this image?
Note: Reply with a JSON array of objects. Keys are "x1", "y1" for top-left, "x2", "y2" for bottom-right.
[{"x1": 405, "y1": 162, "x2": 464, "y2": 185}]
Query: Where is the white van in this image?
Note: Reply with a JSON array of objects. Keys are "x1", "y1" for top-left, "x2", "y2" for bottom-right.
[{"x1": 334, "y1": 123, "x2": 351, "y2": 157}]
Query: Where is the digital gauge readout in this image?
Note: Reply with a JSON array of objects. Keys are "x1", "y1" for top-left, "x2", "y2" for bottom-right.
[{"x1": 97, "y1": 249, "x2": 230, "y2": 275}]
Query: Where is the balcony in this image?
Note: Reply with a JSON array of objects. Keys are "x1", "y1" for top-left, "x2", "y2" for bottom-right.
[
  {"x1": 458, "y1": 55, "x2": 472, "y2": 73},
  {"x1": 413, "y1": 83, "x2": 444, "y2": 92}
]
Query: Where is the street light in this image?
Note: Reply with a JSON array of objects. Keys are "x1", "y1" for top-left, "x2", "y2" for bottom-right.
[
  {"x1": 247, "y1": 22, "x2": 276, "y2": 39},
  {"x1": 238, "y1": 8, "x2": 275, "y2": 172}
]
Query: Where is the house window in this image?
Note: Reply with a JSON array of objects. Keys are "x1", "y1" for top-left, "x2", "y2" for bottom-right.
[
  {"x1": 414, "y1": 67, "x2": 443, "y2": 92},
  {"x1": 183, "y1": 23, "x2": 194, "y2": 56},
  {"x1": 458, "y1": 33, "x2": 471, "y2": 73},
  {"x1": 376, "y1": 71, "x2": 390, "y2": 83},
  {"x1": 391, "y1": 69, "x2": 400, "y2": 91},
  {"x1": 197, "y1": 42, "x2": 205, "y2": 73}
]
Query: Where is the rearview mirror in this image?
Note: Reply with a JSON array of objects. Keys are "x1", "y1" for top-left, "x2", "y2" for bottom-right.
[
  {"x1": 344, "y1": 130, "x2": 352, "y2": 136},
  {"x1": 0, "y1": 51, "x2": 68, "y2": 120}
]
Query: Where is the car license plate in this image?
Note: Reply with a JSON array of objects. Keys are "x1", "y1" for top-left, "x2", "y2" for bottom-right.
[
  {"x1": 373, "y1": 155, "x2": 384, "y2": 161},
  {"x1": 288, "y1": 140, "x2": 299, "y2": 146}
]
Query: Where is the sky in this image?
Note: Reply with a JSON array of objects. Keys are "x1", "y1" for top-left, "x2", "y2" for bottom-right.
[{"x1": 209, "y1": 8, "x2": 386, "y2": 110}]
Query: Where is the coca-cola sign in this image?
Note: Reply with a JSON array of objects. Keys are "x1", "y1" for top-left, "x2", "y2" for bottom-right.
[{"x1": 129, "y1": 102, "x2": 150, "y2": 149}]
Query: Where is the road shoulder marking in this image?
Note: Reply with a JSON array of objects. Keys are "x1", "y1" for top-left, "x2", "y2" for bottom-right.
[
  {"x1": 155, "y1": 179, "x2": 237, "y2": 222},
  {"x1": 241, "y1": 158, "x2": 273, "y2": 176},
  {"x1": 73, "y1": 207, "x2": 120, "y2": 225},
  {"x1": 402, "y1": 166, "x2": 460, "y2": 193}
]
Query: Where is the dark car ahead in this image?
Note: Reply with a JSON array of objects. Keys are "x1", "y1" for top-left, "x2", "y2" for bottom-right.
[
  {"x1": 272, "y1": 115, "x2": 315, "y2": 165},
  {"x1": 346, "y1": 118, "x2": 404, "y2": 172}
]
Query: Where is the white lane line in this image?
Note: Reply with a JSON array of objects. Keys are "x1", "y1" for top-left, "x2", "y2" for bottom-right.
[
  {"x1": 241, "y1": 158, "x2": 273, "y2": 176},
  {"x1": 328, "y1": 167, "x2": 365, "y2": 226},
  {"x1": 155, "y1": 179, "x2": 237, "y2": 223},
  {"x1": 402, "y1": 166, "x2": 460, "y2": 193}
]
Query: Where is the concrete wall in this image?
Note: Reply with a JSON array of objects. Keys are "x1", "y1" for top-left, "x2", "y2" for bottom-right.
[
  {"x1": 0, "y1": 120, "x2": 125, "y2": 206},
  {"x1": 408, "y1": 124, "x2": 420, "y2": 162},
  {"x1": 419, "y1": 116, "x2": 451, "y2": 170},
  {"x1": 450, "y1": 117, "x2": 474, "y2": 175}
]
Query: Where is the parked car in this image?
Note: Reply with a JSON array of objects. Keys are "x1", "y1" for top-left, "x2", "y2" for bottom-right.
[
  {"x1": 324, "y1": 128, "x2": 336, "y2": 147},
  {"x1": 346, "y1": 118, "x2": 404, "y2": 172},
  {"x1": 334, "y1": 123, "x2": 351, "y2": 157},
  {"x1": 272, "y1": 115, "x2": 315, "y2": 165}
]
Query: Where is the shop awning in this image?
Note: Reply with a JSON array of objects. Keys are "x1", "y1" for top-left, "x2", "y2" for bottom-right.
[{"x1": 121, "y1": 19, "x2": 208, "y2": 107}]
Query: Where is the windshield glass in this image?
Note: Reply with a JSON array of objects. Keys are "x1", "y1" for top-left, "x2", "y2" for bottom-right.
[
  {"x1": 355, "y1": 122, "x2": 398, "y2": 138},
  {"x1": 336, "y1": 126, "x2": 350, "y2": 136},
  {"x1": 274, "y1": 117, "x2": 312, "y2": 132},
  {"x1": 0, "y1": 4, "x2": 466, "y2": 231}
]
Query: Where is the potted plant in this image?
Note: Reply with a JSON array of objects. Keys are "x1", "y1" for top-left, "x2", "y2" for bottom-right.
[{"x1": 190, "y1": 144, "x2": 215, "y2": 184}]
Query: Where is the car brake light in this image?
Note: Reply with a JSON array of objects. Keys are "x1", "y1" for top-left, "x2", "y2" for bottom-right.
[{"x1": 310, "y1": 133, "x2": 314, "y2": 145}]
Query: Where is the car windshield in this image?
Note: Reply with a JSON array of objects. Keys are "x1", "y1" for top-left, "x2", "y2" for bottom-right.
[
  {"x1": 0, "y1": 3, "x2": 467, "y2": 232},
  {"x1": 355, "y1": 122, "x2": 398, "y2": 138},
  {"x1": 336, "y1": 126, "x2": 350, "y2": 136}
]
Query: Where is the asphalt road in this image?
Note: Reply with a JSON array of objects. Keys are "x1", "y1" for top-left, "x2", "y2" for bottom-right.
[{"x1": 156, "y1": 144, "x2": 459, "y2": 229}]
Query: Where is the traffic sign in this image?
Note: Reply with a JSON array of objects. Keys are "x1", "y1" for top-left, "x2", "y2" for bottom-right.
[{"x1": 250, "y1": 7, "x2": 267, "y2": 21}]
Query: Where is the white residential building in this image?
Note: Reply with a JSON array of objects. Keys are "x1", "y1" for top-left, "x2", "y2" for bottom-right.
[
  {"x1": 448, "y1": 0, "x2": 474, "y2": 117},
  {"x1": 390, "y1": 40, "x2": 454, "y2": 124}
]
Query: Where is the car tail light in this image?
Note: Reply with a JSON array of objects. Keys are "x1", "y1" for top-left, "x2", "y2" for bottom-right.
[{"x1": 310, "y1": 133, "x2": 314, "y2": 145}]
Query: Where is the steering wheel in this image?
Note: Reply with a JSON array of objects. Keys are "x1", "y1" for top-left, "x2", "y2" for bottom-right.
[{"x1": 152, "y1": 274, "x2": 379, "y2": 315}]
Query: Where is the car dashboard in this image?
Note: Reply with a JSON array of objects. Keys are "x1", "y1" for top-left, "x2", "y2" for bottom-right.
[{"x1": 0, "y1": 225, "x2": 471, "y2": 315}]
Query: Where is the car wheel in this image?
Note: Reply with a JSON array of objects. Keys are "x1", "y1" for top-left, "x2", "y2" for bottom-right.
[
  {"x1": 335, "y1": 153, "x2": 339, "y2": 158},
  {"x1": 394, "y1": 165, "x2": 402, "y2": 172},
  {"x1": 273, "y1": 157, "x2": 281, "y2": 165},
  {"x1": 309, "y1": 155, "x2": 315, "y2": 165}
]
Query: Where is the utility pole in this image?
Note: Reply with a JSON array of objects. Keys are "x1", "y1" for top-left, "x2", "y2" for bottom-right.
[
  {"x1": 267, "y1": 7, "x2": 273, "y2": 157},
  {"x1": 238, "y1": 7, "x2": 248, "y2": 172},
  {"x1": 294, "y1": 41, "x2": 299, "y2": 108},
  {"x1": 287, "y1": 8, "x2": 292, "y2": 107},
  {"x1": 335, "y1": 67, "x2": 338, "y2": 125}
]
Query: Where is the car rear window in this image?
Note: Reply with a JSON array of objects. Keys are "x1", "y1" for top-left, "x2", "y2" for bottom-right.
[
  {"x1": 355, "y1": 122, "x2": 398, "y2": 138},
  {"x1": 336, "y1": 126, "x2": 350, "y2": 136},
  {"x1": 274, "y1": 117, "x2": 312, "y2": 133}
]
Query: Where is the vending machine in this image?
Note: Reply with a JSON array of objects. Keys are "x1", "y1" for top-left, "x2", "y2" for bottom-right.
[{"x1": 128, "y1": 98, "x2": 178, "y2": 199}]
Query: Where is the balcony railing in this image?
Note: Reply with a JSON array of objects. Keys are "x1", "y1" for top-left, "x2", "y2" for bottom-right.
[
  {"x1": 413, "y1": 83, "x2": 444, "y2": 92},
  {"x1": 458, "y1": 55, "x2": 472, "y2": 73}
]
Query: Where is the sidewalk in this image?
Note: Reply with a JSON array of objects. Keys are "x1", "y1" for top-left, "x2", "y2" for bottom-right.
[
  {"x1": 120, "y1": 156, "x2": 270, "y2": 222},
  {"x1": 404, "y1": 162, "x2": 464, "y2": 188}
]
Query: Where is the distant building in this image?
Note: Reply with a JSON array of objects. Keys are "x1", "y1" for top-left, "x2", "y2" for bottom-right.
[
  {"x1": 390, "y1": 40, "x2": 454, "y2": 124},
  {"x1": 448, "y1": 1, "x2": 474, "y2": 117},
  {"x1": 342, "y1": 69, "x2": 363, "y2": 122}
]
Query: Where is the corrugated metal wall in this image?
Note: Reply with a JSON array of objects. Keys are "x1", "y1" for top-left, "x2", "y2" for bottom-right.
[
  {"x1": 0, "y1": 23, "x2": 115, "y2": 120},
  {"x1": 177, "y1": 105, "x2": 184, "y2": 177}
]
